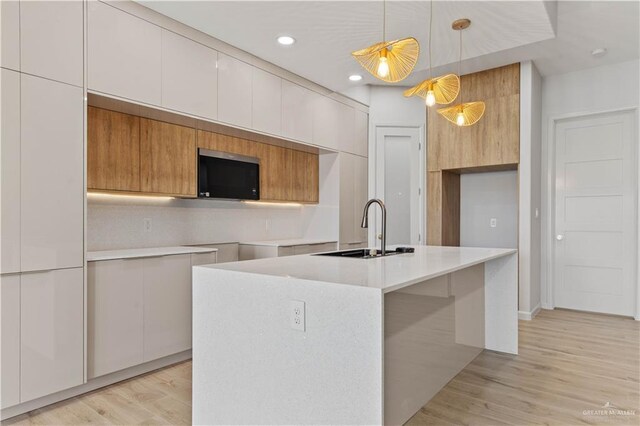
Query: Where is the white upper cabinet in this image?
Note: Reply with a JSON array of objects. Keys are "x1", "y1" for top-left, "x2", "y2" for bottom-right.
[
  {"x1": 1, "y1": 69, "x2": 21, "y2": 274},
  {"x1": 161, "y1": 29, "x2": 218, "y2": 120},
  {"x1": 20, "y1": 0, "x2": 83, "y2": 87},
  {"x1": 217, "y1": 53, "x2": 252, "y2": 128},
  {"x1": 1, "y1": 274, "x2": 20, "y2": 409},
  {"x1": 281, "y1": 80, "x2": 314, "y2": 143},
  {"x1": 20, "y1": 75, "x2": 83, "y2": 272},
  {"x1": 0, "y1": 0, "x2": 20, "y2": 70},
  {"x1": 312, "y1": 96, "x2": 341, "y2": 150},
  {"x1": 88, "y1": 1, "x2": 161, "y2": 105},
  {"x1": 354, "y1": 110, "x2": 369, "y2": 157},
  {"x1": 21, "y1": 268, "x2": 84, "y2": 403},
  {"x1": 252, "y1": 68, "x2": 282, "y2": 136},
  {"x1": 337, "y1": 101, "x2": 355, "y2": 154}
]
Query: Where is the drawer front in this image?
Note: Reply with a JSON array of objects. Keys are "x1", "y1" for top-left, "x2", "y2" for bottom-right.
[{"x1": 191, "y1": 252, "x2": 218, "y2": 266}]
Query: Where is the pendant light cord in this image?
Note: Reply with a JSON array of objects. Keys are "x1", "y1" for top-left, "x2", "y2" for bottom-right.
[
  {"x1": 382, "y1": 0, "x2": 386, "y2": 41},
  {"x1": 459, "y1": 28, "x2": 463, "y2": 105},
  {"x1": 428, "y1": 0, "x2": 433, "y2": 79}
]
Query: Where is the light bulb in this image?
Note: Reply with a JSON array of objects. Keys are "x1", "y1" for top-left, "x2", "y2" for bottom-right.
[
  {"x1": 425, "y1": 90, "x2": 436, "y2": 107},
  {"x1": 456, "y1": 111, "x2": 465, "y2": 126},
  {"x1": 377, "y1": 57, "x2": 389, "y2": 78}
]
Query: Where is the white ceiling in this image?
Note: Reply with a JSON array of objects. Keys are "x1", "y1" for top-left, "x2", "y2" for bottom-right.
[{"x1": 138, "y1": 1, "x2": 639, "y2": 95}]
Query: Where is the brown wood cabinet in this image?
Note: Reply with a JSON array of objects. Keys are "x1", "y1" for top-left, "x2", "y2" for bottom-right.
[
  {"x1": 140, "y1": 119, "x2": 196, "y2": 197},
  {"x1": 87, "y1": 107, "x2": 140, "y2": 192},
  {"x1": 87, "y1": 108, "x2": 319, "y2": 202},
  {"x1": 196, "y1": 130, "x2": 319, "y2": 203}
]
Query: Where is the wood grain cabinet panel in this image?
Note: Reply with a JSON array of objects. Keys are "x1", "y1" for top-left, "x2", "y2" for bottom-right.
[
  {"x1": 20, "y1": 0, "x2": 83, "y2": 86},
  {"x1": 21, "y1": 268, "x2": 84, "y2": 403},
  {"x1": 1, "y1": 0, "x2": 20, "y2": 70},
  {"x1": 140, "y1": 118, "x2": 197, "y2": 197},
  {"x1": 88, "y1": 107, "x2": 141, "y2": 192},
  {"x1": 1, "y1": 69, "x2": 21, "y2": 273},
  {"x1": 292, "y1": 150, "x2": 319, "y2": 203},
  {"x1": 259, "y1": 144, "x2": 292, "y2": 201}
]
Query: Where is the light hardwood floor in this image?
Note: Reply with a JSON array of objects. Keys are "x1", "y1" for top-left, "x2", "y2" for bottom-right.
[{"x1": 4, "y1": 309, "x2": 639, "y2": 425}]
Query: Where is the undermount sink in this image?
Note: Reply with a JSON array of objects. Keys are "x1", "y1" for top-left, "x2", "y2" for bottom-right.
[{"x1": 314, "y1": 248, "x2": 404, "y2": 259}]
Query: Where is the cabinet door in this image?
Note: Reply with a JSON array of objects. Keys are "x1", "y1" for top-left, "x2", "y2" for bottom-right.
[
  {"x1": 88, "y1": 1, "x2": 161, "y2": 105},
  {"x1": 354, "y1": 155, "x2": 369, "y2": 242},
  {"x1": 277, "y1": 246, "x2": 295, "y2": 257},
  {"x1": 281, "y1": 80, "x2": 314, "y2": 143},
  {"x1": 252, "y1": 68, "x2": 282, "y2": 135},
  {"x1": 20, "y1": 0, "x2": 83, "y2": 86},
  {"x1": 337, "y1": 103, "x2": 356, "y2": 154},
  {"x1": 313, "y1": 96, "x2": 340, "y2": 150},
  {"x1": 259, "y1": 144, "x2": 292, "y2": 201},
  {"x1": 1, "y1": 274, "x2": 20, "y2": 408},
  {"x1": 354, "y1": 110, "x2": 369, "y2": 157},
  {"x1": 339, "y1": 153, "x2": 355, "y2": 244},
  {"x1": 218, "y1": 53, "x2": 252, "y2": 128},
  {"x1": 88, "y1": 259, "x2": 144, "y2": 379},
  {"x1": 0, "y1": 0, "x2": 19, "y2": 70},
  {"x1": 161, "y1": 30, "x2": 218, "y2": 120},
  {"x1": 143, "y1": 254, "x2": 192, "y2": 361},
  {"x1": 87, "y1": 107, "x2": 141, "y2": 192},
  {"x1": 140, "y1": 118, "x2": 197, "y2": 197},
  {"x1": 1, "y1": 69, "x2": 21, "y2": 273},
  {"x1": 191, "y1": 252, "x2": 217, "y2": 266},
  {"x1": 21, "y1": 268, "x2": 83, "y2": 402},
  {"x1": 21, "y1": 75, "x2": 83, "y2": 272},
  {"x1": 291, "y1": 150, "x2": 319, "y2": 203}
]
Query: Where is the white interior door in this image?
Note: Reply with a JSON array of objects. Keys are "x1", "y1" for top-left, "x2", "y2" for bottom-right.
[
  {"x1": 374, "y1": 126, "x2": 423, "y2": 246},
  {"x1": 554, "y1": 110, "x2": 637, "y2": 317}
]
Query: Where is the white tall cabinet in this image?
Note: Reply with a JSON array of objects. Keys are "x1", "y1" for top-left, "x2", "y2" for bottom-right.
[
  {"x1": 340, "y1": 153, "x2": 369, "y2": 248},
  {"x1": 0, "y1": 0, "x2": 85, "y2": 412}
]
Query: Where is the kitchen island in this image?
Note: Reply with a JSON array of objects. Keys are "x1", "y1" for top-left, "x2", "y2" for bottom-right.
[{"x1": 192, "y1": 245, "x2": 517, "y2": 425}]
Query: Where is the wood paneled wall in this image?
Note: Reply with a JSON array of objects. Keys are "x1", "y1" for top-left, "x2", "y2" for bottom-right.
[
  {"x1": 87, "y1": 107, "x2": 319, "y2": 202},
  {"x1": 427, "y1": 63, "x2": 520, "y2": 245}
]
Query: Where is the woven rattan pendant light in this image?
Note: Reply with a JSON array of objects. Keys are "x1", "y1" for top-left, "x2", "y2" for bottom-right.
[
  {"x1": 437, "y1": 19, "x2": 485, "y2": 126},
  {"x1": 352, "y1": 0, "x2": 419, "y2": 83},
  {"x1": 404, "y1": 1, "x2": 459, "y2": 106}
]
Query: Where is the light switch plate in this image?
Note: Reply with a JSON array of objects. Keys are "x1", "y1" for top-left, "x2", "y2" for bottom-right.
[{"x1": 490, "y1": 218, "x2": 497, "y2": 228}]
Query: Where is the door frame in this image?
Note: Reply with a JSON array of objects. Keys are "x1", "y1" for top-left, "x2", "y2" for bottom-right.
[
  {"x1": 370, "y1": 124, "x2": 426, "y2": 247},
  {"x1": 543, "y1": 106, "x2": 639, "y2": 319}
]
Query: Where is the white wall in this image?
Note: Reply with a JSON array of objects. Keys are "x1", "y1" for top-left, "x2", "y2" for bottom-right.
[
  {"x1": 87, "y1": 198, "x2": 306, "y2": 251},
  {"x1": 460, "y1": 171, "x2": 518, "y2": 249},
  {"x1": 519, "y1": 61, "x2": 543, "y2": 318},
  {"x1": 540, "y1": 59, "x2": 640, "y2": 311}
]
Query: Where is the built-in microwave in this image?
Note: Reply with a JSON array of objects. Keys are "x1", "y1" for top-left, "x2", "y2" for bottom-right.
[{"x1": 198, "y1": 149, "x2": 260, "y2": 200}]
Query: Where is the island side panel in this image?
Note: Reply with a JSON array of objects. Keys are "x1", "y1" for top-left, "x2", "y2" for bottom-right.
[
  {"x1": 192, "y1": 267, "x2": 384, "y2": 425},
  {"x1": 484, "y1": 252, "x2": 519, "y2": 354}
]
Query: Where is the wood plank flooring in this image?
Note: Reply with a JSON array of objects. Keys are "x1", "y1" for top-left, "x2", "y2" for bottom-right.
[{"x1": 4, "y1": 309, "x2": 639, "y2": 425}]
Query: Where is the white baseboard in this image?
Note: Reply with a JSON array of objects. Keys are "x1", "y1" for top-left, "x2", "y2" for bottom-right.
[
  {"x1": 518, "y1": 303, "x2": 542, "y2": 321},
  {"x1": 1, "y1": 351, "x2": 191, "y2": 421}
]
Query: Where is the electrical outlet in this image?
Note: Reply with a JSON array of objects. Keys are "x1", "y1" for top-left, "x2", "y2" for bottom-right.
[
  {"x1": 143, "y1": 218, "x2": 152, "y2": 232},
  {"x1": 490, "y1": 218, "x2": 497, "y2": 228},
  {"x1": 290, "y1": 300, "x2": 305, "y2": 332}
]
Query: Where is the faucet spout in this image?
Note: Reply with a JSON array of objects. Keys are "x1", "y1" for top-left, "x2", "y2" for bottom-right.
[{"x1": 360, "y1": 199, "x2": 387, "y2": 256}]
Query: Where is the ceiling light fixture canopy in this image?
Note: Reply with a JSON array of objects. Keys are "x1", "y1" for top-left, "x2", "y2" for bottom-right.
[
  {"x1": 404, "y1": 1, "x2": 460, "y2": 106},
  {"x1": 437, "y1": 18, "x2": 485, "y2": 127},
  {"x1": 351, "y1": 0, "x2": 419, "y2": 83}
]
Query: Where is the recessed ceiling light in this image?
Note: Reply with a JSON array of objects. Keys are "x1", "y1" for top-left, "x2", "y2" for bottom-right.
[
  {"x1": 591, "y1": 48, "x2": 607, "y2": 58},
  {"x1": 277, "y1": 35, "x2": 295, "y2": 46},
  {"x1": 349, "y1": 74, "x2": 363, "y2": 82}
]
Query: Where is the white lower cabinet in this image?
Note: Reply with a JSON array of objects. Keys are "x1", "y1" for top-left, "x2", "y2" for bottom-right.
[
  {"x1": 88, "y1": 259, "x2": 144, "y2": 379},
  {"x1": 1, "y1": 274, "x2": 21, "y2": 409},
  {"x1": 88, "y1": 252, "x2": 213, "y2": 379},
  {"x1": 143, "y1": 254, "x2": 192, "y2": 361},
  {"x1": 20, "y1": 268, "x2": 84, "y2": 403},
  {"x1": 239, "y1": 242, "x2": 337, "y2": 260}
]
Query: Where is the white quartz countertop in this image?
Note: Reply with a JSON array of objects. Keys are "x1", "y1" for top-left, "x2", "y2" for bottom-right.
[
  {"x1": 87, "y1": 246, "x2": 217, "y2": 261},
  {"x1": 238, "y1": 238, "x2": 338, "y2": 247},
  {"x1": 197, "y1": 245, "x2": 517, "y2": 293}
]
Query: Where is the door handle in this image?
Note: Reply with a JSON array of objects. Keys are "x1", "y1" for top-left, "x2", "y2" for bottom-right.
[{"x1": 556, "y1": 234, "x2": 564, "y2": 241}]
